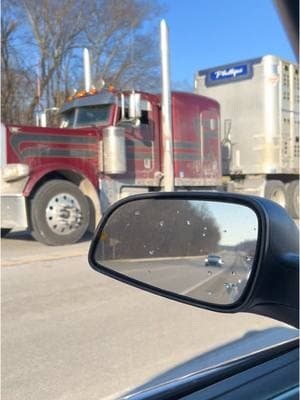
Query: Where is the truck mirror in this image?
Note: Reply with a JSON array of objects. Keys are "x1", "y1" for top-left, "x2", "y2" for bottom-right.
[
  {"x1": 129, "y1": 92, "x2": 141, "y2": 119},
  {"x1": 222, "y1": 141, "x2": 232, "y2": 161}
]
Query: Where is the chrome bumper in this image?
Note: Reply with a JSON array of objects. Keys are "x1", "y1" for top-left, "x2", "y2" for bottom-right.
[{"x1": 1, "y1": 195, "x2": 28, "y2": 229}]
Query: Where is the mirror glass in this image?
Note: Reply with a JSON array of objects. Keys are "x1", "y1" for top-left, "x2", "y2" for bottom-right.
[{"x1": 93, "y1": 199, "x2": 259, "y2": 305}]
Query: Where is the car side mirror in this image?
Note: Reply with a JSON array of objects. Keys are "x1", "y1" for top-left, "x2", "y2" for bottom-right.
[{"x1": 89, "y1": 192, "x2": 299, "y2": 328}]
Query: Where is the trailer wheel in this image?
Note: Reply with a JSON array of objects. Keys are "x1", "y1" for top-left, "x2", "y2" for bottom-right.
[
  {"x1": 264, "y1": 180, "x2": 287, "y2": 208},
  {"x1": 1, "y1": 229, "x2": 11, "y2": 237},
  {"x1": 286, "y1": 180, "x2": 299, "y2": 218},
  {"x1": 31, "y1": 180, "x2": 90, "y2": 246}
]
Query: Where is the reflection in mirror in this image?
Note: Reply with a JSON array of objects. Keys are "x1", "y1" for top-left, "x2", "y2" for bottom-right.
[{"x1": 94, "y1": 199, "x2": 259, "y2": 305}]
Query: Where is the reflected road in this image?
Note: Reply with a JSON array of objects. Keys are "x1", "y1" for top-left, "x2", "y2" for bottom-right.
[{"x1": 103, "y1": 251, "x2": 252, "y2": 305}]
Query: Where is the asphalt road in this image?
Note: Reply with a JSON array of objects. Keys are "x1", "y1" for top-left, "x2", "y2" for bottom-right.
[
  {"x1": 2, "y1": 231, "x2": 298, "y2": 400},
  {"x1": 102, "y1": 251, "x2": 250, "y2": 304}
]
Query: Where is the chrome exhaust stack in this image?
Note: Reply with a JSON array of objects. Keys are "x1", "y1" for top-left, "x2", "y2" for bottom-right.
[
  {"x1": 83, "y1": 48, "x2": 92, "y2": 92},
  {"x1": 160, "y1": 19, "x2": 174, "y2": 192}
]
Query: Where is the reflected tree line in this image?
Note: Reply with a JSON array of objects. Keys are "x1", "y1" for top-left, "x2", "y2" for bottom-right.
[
  {"x1": 97, "y1": 199, "x2": 221, "y2": 260},
  {"x1": 236, "y1": 240, "x2": 257, "y2": 257}
]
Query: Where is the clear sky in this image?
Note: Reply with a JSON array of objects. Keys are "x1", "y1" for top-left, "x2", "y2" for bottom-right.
[
  {"x1": 192, "y1": 201, "x2": 258, "y2": 246},
  {"x1": 161, "y1": 0, "x2": 296, "y2": 88}
]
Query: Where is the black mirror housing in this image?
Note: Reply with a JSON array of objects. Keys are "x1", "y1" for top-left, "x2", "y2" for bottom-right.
[
  {"x1": 89, "y1": 192, "x2": 299, "y2": 328},
  {"x1": 242, "y1": 194, "x2": 299, "y2": 327}
]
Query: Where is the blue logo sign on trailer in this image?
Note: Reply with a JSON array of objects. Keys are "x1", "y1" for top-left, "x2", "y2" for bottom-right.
[
  {"x1": 200, "y1": 59, "x2": 259, "y2": 87},
  {"x1": 211, "y1": 65, "x2": 248, "y2": 81}
]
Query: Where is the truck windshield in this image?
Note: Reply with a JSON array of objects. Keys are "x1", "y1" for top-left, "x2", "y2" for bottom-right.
[
  {"x1": 60, "y1": 110, "x2": 75, "y2": 128},
  {"x1": 60, "y1": 104, "x2": 111, "y2": 128}
]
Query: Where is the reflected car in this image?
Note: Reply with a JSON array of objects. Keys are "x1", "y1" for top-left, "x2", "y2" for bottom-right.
[{"x1": 205, "y1": 254, "x2": 224, "y2": 267}]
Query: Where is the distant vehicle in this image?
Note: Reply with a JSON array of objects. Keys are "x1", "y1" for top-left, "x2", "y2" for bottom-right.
[{"x1": 205, "y1": 254, "x2": 224, "y2": 267}]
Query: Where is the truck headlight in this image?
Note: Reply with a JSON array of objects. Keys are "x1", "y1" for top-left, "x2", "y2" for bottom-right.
[{"x1": 2, "y1": 164, "x2": 30, "y2": 182}]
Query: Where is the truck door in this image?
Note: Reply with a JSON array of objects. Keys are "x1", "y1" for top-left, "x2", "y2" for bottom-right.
[
  {"x1": 125, "y1": 100, "x2": 160, "y2": 182},
  {"x1": 199, "y1": 109, "x2": 222, "y2": 183}
]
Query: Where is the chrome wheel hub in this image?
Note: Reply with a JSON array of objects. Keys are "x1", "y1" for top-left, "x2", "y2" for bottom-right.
[{"x1": 45, "y1": 193, "x2": 83, "y2": 235}]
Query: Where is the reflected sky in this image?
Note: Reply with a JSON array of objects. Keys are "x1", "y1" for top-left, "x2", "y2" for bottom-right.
[{"x1": 190, "y1": 201, "x2": 258, "y2": 246}]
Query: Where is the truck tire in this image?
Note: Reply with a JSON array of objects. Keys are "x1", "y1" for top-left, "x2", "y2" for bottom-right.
[
  {"x1": 264, "y1": 180, "x2": 287, "y2": 209},
  {"x1": 286, "y1": 180, "x2": 299, "y2": 218},
  {"x1": 30, "y1": 180, "x2": 90, "y2": 246},
  {"x1": 1, "y1": 228, "x2": 11, "y2": 237}
]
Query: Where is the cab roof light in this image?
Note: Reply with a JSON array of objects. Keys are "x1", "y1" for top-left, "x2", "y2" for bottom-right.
[
  {"x1": 89, "y1": 87, "x2": 97, "y2": 95},
  {"x1": 75, "y1": 90, "x2": 87, "y2": 98},
  {"x1": 65, "y1": 83, "x2": 118, "y2": 102}
]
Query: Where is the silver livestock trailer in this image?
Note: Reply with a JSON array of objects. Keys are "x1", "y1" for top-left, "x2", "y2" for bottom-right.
[{"x1": 195, "y1": 55, "x2": 299, "y2": 217}]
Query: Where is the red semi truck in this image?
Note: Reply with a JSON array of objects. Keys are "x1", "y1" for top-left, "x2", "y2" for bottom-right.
[
  {"x1": 1, "y1": 89, "x2": 221, "y2": 246},
  {"x1": 1, "y1": 20, "x2": 222, "y2": 245}
]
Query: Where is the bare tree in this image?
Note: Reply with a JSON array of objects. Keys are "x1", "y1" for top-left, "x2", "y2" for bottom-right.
[
  {"x1": 1, "y1": 5, "x2": 16, "y2": 122},
  {"x1": 83, "y1": 0, "x2": 162, "y2": 91},
  {"x1": 1, "y1": 0, "x2": 163, "y2": 125},
  {"x1": 17, "y1": 0, "x2": 88, "y2": 120}
]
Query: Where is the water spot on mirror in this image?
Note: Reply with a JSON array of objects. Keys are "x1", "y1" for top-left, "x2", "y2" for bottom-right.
[{"x1": 224, "y1": 283, "x2": 240, "y2": 301}]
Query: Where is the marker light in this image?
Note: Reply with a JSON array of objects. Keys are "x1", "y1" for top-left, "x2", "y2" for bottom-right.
[{"x1": 75, "y1": 90, "x2": 87, "y2": 98}]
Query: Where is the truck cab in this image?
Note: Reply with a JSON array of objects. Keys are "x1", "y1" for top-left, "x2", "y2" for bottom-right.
[{"x1": 1, "y1": 88, "x2": 222, "y2": 245}]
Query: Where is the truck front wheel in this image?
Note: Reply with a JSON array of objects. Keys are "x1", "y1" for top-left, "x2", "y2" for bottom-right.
[
  {"x1": 30, "y1": 180, "x2": 90, "y2": 246},
  {"x1": 264, "y1": 180, "x2": 287, "y2": 209}
]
